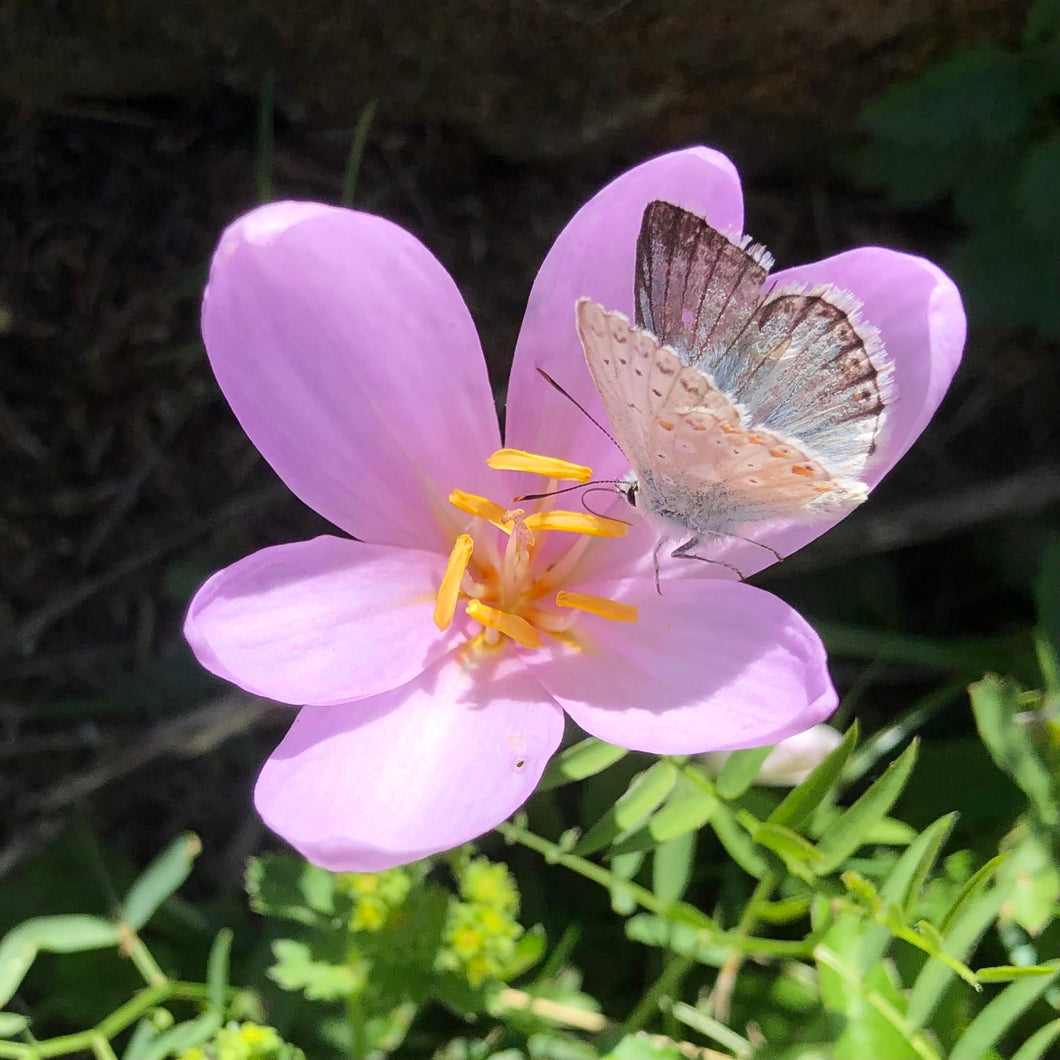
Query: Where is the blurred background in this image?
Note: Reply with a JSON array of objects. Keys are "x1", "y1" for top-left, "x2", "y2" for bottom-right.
[{"x1": 1, "y1": 0, "x2": 1058, "y2": 1014}]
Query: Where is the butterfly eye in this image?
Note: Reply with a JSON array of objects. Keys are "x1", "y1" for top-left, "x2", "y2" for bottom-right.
[{"x1": 624, "y1": 483, "x2": 638, "y2": 507}]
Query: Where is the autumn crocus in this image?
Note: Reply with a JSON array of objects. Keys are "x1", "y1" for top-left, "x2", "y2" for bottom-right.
[{"x1": 185, "y1": 147, "x2": 965, "y2": 871}]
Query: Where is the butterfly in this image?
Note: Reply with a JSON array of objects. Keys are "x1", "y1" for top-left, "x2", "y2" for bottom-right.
[{"x1": 575, "y1": 199, "x2": 894, "y2": 579}]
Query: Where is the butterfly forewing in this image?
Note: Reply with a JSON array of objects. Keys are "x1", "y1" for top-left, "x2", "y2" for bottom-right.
[
  {"x1": 635, "y1": 201, "x2": 773, "y2": 374},
  {"x1": 576, "y1": 299, "x2": 739, "y2": 473}
]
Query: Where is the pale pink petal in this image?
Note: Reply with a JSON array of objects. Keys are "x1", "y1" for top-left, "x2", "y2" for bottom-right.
[
  {"x1": 254, "y1": 653, "x2": 566, "y2": 871},
  {"x1": 530, "y1": 577, "x2": 836, "y2": 754},
  {"x1": 202, "y1": 202, "x2": 500, "y2": 552},
  {"x1": 185, "y1": 536, "x2": 459, "y2": 706},
  {"x1": 505, "y1": 148, "x2": 745, "y2": 476}
]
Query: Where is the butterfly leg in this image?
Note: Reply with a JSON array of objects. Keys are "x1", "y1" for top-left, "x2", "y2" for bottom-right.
[
  {"x1": 652, "y1": 538, "x2": 666, "y2": 595},
  {"x1": 671, "y1": 536, "x2": 746, "y2": 580}
]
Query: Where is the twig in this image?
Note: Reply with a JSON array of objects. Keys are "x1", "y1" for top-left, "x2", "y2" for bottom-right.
[{"x1": 496, "y1": 988, "x2": 736, "y2": 1059}]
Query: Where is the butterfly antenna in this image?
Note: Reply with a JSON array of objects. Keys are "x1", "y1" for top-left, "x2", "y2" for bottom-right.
[
  {"x1": 514, "y1": 479, "x2": 622, "y2": 503},
  {"x1": 536, "y1": 368, "x2": 621, "y2": 451},
  {"x1": 581, "y1": 486, "x2": 632, "y2": 526}
]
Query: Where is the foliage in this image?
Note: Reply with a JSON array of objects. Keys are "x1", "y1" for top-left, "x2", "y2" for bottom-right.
[
  {"x1": 4, "y1": 554, "x2": 1060, "y2": 1057},
  {"x1": 846, "y1": 0, "x2": 1060, "y2": 337}
]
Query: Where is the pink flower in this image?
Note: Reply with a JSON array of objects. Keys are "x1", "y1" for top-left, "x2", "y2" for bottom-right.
[{"x1": 185, "y1": 147, "x2": 964, "y2": 871}]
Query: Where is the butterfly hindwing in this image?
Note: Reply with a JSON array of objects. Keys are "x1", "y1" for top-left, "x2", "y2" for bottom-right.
[
  {"x1": 635, "y1": 200, "x2": 773, "y2": 377},
  {"x1": 717, "y1": 287, "x2": 894, "y2": 479}
]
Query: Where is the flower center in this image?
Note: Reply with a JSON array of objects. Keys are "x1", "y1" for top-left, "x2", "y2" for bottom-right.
[{"x1": 433, "y1": 448, "x2": 638, "y2": 653}]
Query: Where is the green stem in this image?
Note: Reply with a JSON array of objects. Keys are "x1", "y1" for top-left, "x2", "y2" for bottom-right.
[
  {"x1": 497, "y1": 821, "x2": 688, "y2": 922},
  {"x1": 347, "y1": 991, "x2": 368, "y2": 1060},
  {"x1": 709, "y1": 870, "x2": 778, "y2": 1024},
  {"x1": 621, "y1": 953, "x2": 693, "y2": 1036},
  {"x1": 89, "y1": 1036, "x2": 118, "y2": 1060},
  {"x1": 0, "y1": 983, "x2": 212, "y2": 1060},
  {"x1": 124, "y1": 933, "x2": 168, "y2": 987},
  {"x1": 498, "y1": 821, "x2": 813, "y2": 959}
]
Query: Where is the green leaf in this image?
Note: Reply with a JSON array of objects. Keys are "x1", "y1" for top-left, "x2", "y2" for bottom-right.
[
  {"x1": 652, "y1": 832, "x2": 696, "y2": 905},
  {"x1": 815, "y1": 740, "x2": 919, "y2": 873},
  {"x1": 268, "y1": 938, "x2": 365, "y2": 1001},
  {"x1": 245, "y1": 854, "x2": 338, "y2": 925},
  {"x1": 1012, "y1": 1017, "x2": 1060, "y2": 1060},
  {"x1": 206, "y1": 928, "x2": 232, "y2": 1012},
  {"x1": 997, "y1": 824, "x2": 1060, "y2": 935},
  {"x1": 709, "y1": 802, "x2": 768, "y2": 878},
  {"x1": 770, "y1": 721, "x2": 858, "y2": 830},
  {"x1": 976, "y1": 964, "x2": 1058, "y2": 981},
  {"x1": 604, "y1": 1034, "x2": 685, "y2": 1060},
  {"x1": 503, "y1": 925, "x2": 547, "y2": 979},
  {"x1": 121, "y1": 833, "x2": 201, "y2": 931},
  {"x1": 608, "y1": 779, "x2": 720, "y2": 855},
  {"x1": 908, "y1": 885, "x2": 1007, "y2": 1028},
  {"x1": 609, "y1": 850, "x2": 645, "y2": 916},
  {"x1": 574, "y1": 760, "x2": 677, "y2": 856},
  {"x1": 815, "y1": 945, "x2": 940, "y2": 1060},
  {"x1": 537, "y1": 738, "x2": 628, "y2": 792},
  {"x1": 854, "y1": 814, "x2": 957, "y2": 972},
  {"x1": 134, "y1": 1012, "x2": 223, "y2": 1060},
  {"x1": 970, "y1": 675, "x2": 1058, "y2": 825},
  {"x1": 626, "y1": 913, "x2": 812, "y2": 962},
  {"x1": 950, "y1": 962, "x2": 1059, "y2": 1060},
  {"x1": 0, "y1": 912, "x2": 124, "y2": 1004},
  {"x1": 0, "y1": 1013, "x2": 28, "y2": 1038},
  {"x1": 667, "y1": 999, "x2": 753, "y2": 1055},
  {"x1": 715, "y1": 745, "x2": 774, "y2": 800},
  {"x1": 939, "y1": 853, "x2": 1007, "y2": 933},
  {"x1": 739, "y1": 814, "x2": 824, "y2": 882}
]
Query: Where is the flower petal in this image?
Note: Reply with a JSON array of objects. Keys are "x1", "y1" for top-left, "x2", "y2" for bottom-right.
[
  {"x1": 185, "y1": 536, "x2": 457, "y2": 706},
  {"x1": 531, "y1": 577, "x2": 837, "y2": 754},
  {"x1": 254, "y1": 653, "x2": 566, "y2": 871},
  {"x1": 505, "y1": 147, "x2": 745, "y2": 475},
  {"x1": 202, "y1": 201, "x2": 500, "y2": 552}
]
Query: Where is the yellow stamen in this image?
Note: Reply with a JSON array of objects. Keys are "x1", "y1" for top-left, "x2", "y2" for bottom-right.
[
  {"x1": 434, "y1": 534, "x2": 474, "y2": 630},
  {"x1": 487, "y1": 448, "x2": 592, "y2": 483},
  {"x1": 525, "y1": 510, "x2": 628, "y2": 537},
  {"x1": 466, "y1": 599, "x2": 542, "y2": 649},
  {"x1": 449, "y1": 490, "x2": 514, "y2": 532},
  {"x1": 555, "y1": 591, "x2": 638, "y2": 623}
]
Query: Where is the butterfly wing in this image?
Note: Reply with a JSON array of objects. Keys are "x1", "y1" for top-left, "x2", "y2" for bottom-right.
[
  {"x1": 635, "y1": 200, "x2": 773, "y2": 377},
  {"x1": 576, "y1": 299, "x2": 739, "y2": 471},
  {"x1": 714, "y1": 287, "x2": 894, "y2": 480},
  {"x1": 637, "y1": 201, "x2": 893, "y2": 482},
  {"x1": 577, "y1": 300, "x2": 863, "y2": 535}
]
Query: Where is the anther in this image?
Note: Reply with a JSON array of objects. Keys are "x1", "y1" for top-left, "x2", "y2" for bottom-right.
[
  {"x1": 555, "y1": 591, "x2": 638, "y2": 623},
  {"x1": 449, "y1": 490, "x2": 514, "y2": 532},
  {"x1": 466, "y1": 599, "x2": 542, "y2": 649},
  {"x1": 487, "y1": 448, "x2": 592, "y2": 483},
  {"x1": 434, "y1": 534, "x2": 474, "y2": 631},
  {"x1": 525, "y1": 511, "x2": 628, "y2": 537}
]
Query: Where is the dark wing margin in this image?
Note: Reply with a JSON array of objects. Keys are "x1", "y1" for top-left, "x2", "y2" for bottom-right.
[{"x1": 634, "y1": 200, "x2": 774, "y2": 377}]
